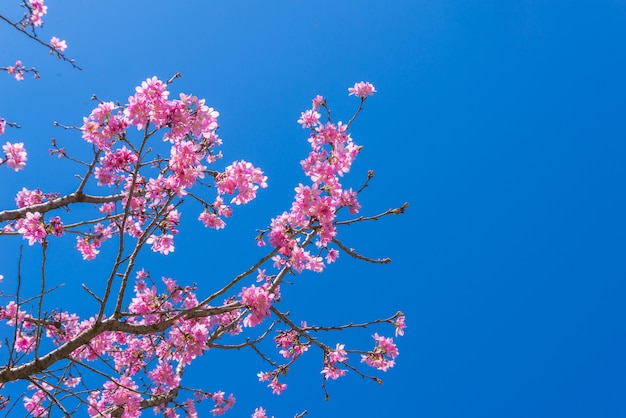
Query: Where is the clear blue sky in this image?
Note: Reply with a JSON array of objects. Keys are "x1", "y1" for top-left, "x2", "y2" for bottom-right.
[{"x1": 1, "y1": 1, "x2": 626, "y2": 417}]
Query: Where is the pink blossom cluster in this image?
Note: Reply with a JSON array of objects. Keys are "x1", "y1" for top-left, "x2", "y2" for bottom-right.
[
  {"x1": 49, "y1": 36, "x2": 67, "y2": 52},
  {"x1": 15, "y1": 212, "x2": 46, "y2": 245},
  {"x1": 209, "y1": 391, "x2": 236, "y2": 416},
  {"x1": 75, "y1": 77, "x2": 265, "y2": 258},
  {"x1": 0, "y1": 82, "x2": 405, "y2": 416},
  {"x1": 27, "y1": 0, "x2": 47, "y2": 26},
  {"x1": 3, "y1": 78, "x2": 266, "y2": 259},
  {"x1": 0, "y1": 273, "x2": 241, "y2": 416},
  {"x1": 15, "y1": 187, "x2": 45, "y2": 207},
  {"x1": 3, "y1": 188, "x2": 73, "y2": 245},
  {"x1": 257, "y1": 371, "x2": 288, "y2": 395},
  {"x1": 198, "y1": 196, "x2": 231, "y2": 230},
  {"x1": 216, "y1": 160, "x2": 268, "y2": 205},
  {"x1": 239, "y1": 284, "x2": 275, "y2": 327},
  {"x1": 394, "y1": 315, "x2": 407, "y2": 337},
  {"x1": 360, "y1": 333, "x2": 399, "y2": 372},
  {"x1": 1, "y1": 141, "x2": 27, "y2": 171},
  {"x1": 265, "y1": 86, "x2": 369, "y2": 274},
  {"x1": 252, "y1": 407, "x2": 273, "y2": 418},
  {"x1": 75, "y1": 223, "x2": 114, "y2": 260},
  {"x1": 5, "y1": 60, "x2": 33, "y2": 81},
  {"x1": 348, "y1": 81, "x2": 377, "y2": 98},
  {"x1": 0, "y1": 119, "x2": 5, "y2": 136},
  {"x1": 274, "y1": 329, "x2": 309, "y2": 359},
  {"x1": 321, "y1": 343, "x2": 348, "y2": 380},
  {"x1": 23, "y1": 382, "x2": 51, "y2": 417}
]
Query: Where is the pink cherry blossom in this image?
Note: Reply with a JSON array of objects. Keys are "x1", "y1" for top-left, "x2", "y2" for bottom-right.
[
  {"x1": 240, "y1": 285, "x2": 274, "y2": 327},
  {"x1": 252, "y1": 407, "x2": 272, "y2": 418},
  {"x1": 15, "y1": 187, "x2": 44, "y2": 208},
  {"x1": 49, "y1": 36, "x2": 67, "y2": 52},
  {"x1": 49, "y1": 216, "x2": 63, "y2": 237},
  {"x1": 360, "y1": 333, "x2": 399, "y2": 372},
  {"x1": 2, "y1": 141, "x2": 27, "y2": 171},
  {"x1": 147, "y1": 233, "x2": 175, "y2": 255},
  {"x1": 28, "y1": 0, "x2": 47, "y2": 26},
  {"x1": 217, "y1": 160, "x2": 268, "y2": 205},
  {"x1": 297, "y1": 109, "x2": 321, "y2": 128},
  {"x1": 348, "y1": 81, "x2": 377, "y2": 98},
  {"x1": 312, "y1": 95, "x2": 324, "y2": 110},
  {"x1": 394, "y1": 315, "x2": 407, "y2": 337},
  {"x1": 75, "y1": 237, "x2": 100, "y2": 260},
  {"x1": 198, "y1": 211, "x2": 226, "y2": 229},
  {"x1": 16, "y1": 212, "x2": 46, "y2": 245}
]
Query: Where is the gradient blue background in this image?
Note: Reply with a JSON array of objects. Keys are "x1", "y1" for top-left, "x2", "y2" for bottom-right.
[{"x1": 1, "y1": 1, "x2": 625, "y2": 417}]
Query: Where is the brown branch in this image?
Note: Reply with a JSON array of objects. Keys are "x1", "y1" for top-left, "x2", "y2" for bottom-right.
[
  {"x1": 332, "y1": 238, "x2": 391, "y2": 264},
  {"x1": 0, "y1": 14, "x2": 82, "y2": 70},
  {"x1": 333, "y1": 202, "x2": 409, "y2": 226},
  {"x1": 0, "y1": 192, "x2": 126, "y2": 222},
  {"x1": 0, "y1": 303, "x2": 240, "y2": 384}
]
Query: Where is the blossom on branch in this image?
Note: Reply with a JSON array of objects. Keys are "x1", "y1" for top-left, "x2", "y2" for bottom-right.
[
  {"x1": 348, "y1": 81, "x2": 377, "y2": 98},
  {"x1": 2, "y1": 141, "x2": 27, "y2": 171},
  {"x1": 49, "y1": 36, "x2": 67, "y2": 52}
]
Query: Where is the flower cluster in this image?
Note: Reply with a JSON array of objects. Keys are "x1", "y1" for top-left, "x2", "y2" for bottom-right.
[
  {"x1": 257, "y1": 371, "x2": 288, "y2": 395},
  {"x1": 217, "y1": 160, "x2": 268, "y2": 205},
  {"x1": 348, "y1": 81, "x2": 377, "y2": 98},
  {"x1": 2, "y1": 141, "x2": 27, "y2": 171},
  {"x1": 15, "y1": 212, "x2": 46, "y2": 245},
  {"x1": 0, "y1": 81, "x2": 405, "y2": 416},
  {"x1": 49, "y1": 36, "x2": 67, "y2": 52},
  {"x1": 5, "y1": 76, "x2": 267, "y2": 259},
  {"x1": 274, "y1": 329, "x2": 309, "y2": 359},
  {"x1": 360, "y1": 333, "x2": 399, "y2": 372},
  {"x1": 264, "y1": 86, "x2": 373, "y2": 274},
  {"x1": 239, "y1": 284, "x2": 275, "y2": 327},
  {"x1": 321, "y1": 343, "x2": 348, "y2": 380},
  {"x1": 252, "y1": 407, "x2": 273, "y2": 418},
  {"x1": 0, "y1": 273, "x2": 240, "y2": 417},
  {"x1": 27, "y1": 0, "x2": 47, "y2": 26}
]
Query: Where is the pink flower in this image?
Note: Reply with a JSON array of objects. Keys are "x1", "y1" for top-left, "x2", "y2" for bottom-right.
[
  {"x1": 297, "y1": 109, "x2": 321, "y2": 128},
  {"x1": 99, "y1": 202, "x2": 115, "y2": 215},
  {"x1": 0, "y1": 119, "x2": 5, "y2": 136},
  {"x1": 252, "y1": 407, "x2": 273, "y2": 418},
  {"x1": 2, "y1": 142, "x2": 27, "y2": 171},
  {"x1": 49, "y1": 37, "x2": 67, "y2": 52},
  {"x1": 328, "y1": 343, "x2": 348, "y2": 363},
  {"x1": 348, "y1": 81, "x2": 377, "y2": 98},
  {"x1": 217, "y1": 160, "x2": 267, "y2": 205},
  {"x1": 326, "y1": 248, "x2": 339, "y2": 264},
  {"x1": 147, "y1": 233, "x2": 175, "y2": 255},
  {"x1": 75, "y1": 237, "x2": 99, "y2": 260},
  {"x1": 29, "y1": 1, "x2": 47, "y2": 27},
  {"x1": 269, "y1": 379, "x2": 287, "y2": 395},
  {"x1": 49, "y1": 216, "x2": 64, "y2": 237},
  {"x1": 15, "y1": 187, "x2": 44, "y2": 208},
  {"x1": 394, "y1": 315, "x2": 407, "y2": 337},
  {"x1": 312, "y1": 95, "x2": 324, "y2": 110},
  {"x1": 240, "y1": 285, "x2": 274, "y2": 327},
  {"x1": 360, "y1": 333, "x2": 399, "y2": 371},
  {"x1": 321, "y1": 365, "x2": 347, "y2": 380},
  {"x1": 198, "y1": 211, "x2": 225, "y2": 229},
  {"x1": 16, "y1": 212, "x2": 46, "y2": 245}
]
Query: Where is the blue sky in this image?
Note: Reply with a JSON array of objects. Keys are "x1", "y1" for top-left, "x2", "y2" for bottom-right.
[{"x1": 1, "y1": 1, "x2": 626, "y2": 417}]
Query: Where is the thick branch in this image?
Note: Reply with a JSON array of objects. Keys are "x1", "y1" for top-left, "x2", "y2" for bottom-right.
[
  {"x1": 0, "y1": 192, "x2": 125, "y2": 222},
  {"x1": 0, "y1": 303, "x2": 240, "y2": 384}
]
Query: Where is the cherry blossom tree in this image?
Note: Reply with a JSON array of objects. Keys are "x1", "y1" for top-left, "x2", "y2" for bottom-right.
[{"x1": 0, "y1": 2, "x2": 407, "y2": 416}]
